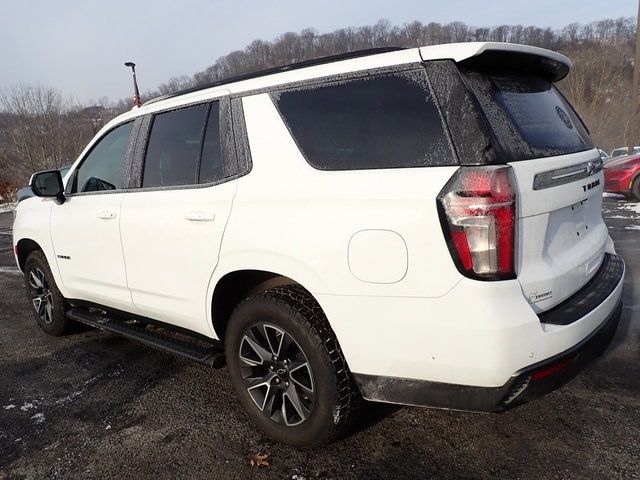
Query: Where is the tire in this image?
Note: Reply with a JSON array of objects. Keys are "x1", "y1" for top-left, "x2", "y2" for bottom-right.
[
  {"x1": 631, "y1": 176, "x2": 640, "y2": 201},
  {"x1": 24, "y1": 250, "x2": 71, "y2": 336},
  {"x1": 225, "y1": 285, "x2": 360, "y2": 447}
]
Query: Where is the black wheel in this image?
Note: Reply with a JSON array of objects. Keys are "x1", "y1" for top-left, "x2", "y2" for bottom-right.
[
  {"x1": 24, "y1": 250, "x2": 71, "y2": 336},
  {"x1": 631, "y1": 176, "x2": 640, "y2": 201},
  {"x1": 225, "y1": 285, "x2": 360, "y2": 447}
]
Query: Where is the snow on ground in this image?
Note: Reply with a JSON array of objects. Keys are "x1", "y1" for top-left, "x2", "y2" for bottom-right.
[
  {"x1": 620, "y1": 202, "x2": 640, "y2": 215},
  {"x1": 0, "y1": 267, "x2": 20, "y2": 274},
  {"x1": 30, "y1": 412, "x2": 45, "y2": 424},
  {"x1": 625, "y1": 225, "x2": 640, "y2": 230},
  {"x1": 20, "y1": 402, "x2": 37, "y2": 412},
  {"x1": 0, "y1": 202, "x2": 16, "y2": 214}
]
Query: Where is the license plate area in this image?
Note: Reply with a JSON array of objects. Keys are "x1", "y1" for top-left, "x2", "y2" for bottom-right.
[{"x1": 570, "y1": 198, "x2": 587, "y2": 237}]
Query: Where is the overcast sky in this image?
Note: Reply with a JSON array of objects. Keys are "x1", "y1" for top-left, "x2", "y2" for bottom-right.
[{"x1": 0, "y1": 0, "x2": 635, "y2": 103}]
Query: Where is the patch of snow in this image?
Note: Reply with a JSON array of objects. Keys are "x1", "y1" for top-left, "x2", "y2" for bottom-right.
[
  {"x1": 0, "y1": 203, "x2": 16, "y2": 214},
  {"x1": 31, "y1": 412, "x2": 45, "y2": 423},
  {"x1": 333, "y1": 405, "x2": 341, "y2": 424},
  {"x1": 55, "y1": 374, "x2": 102, "y2": 406},
  {"x1": 620, "y1": 203, "x2": 640, "y2": 214},
  {"x1": 624, "y1": 225, "x2": 640, "y2": 230},
  {"x1": 3, "y1": 404, "x2": 16, "y2": 410},
  {"x1": 20, "y1": 402, "x2": 36, "y2": 412},
  {"x1": 604, "y1": 215, "x2": 629, "y2": 219},
  {"x1": 0, "y1": 267, "x2": 21, "y2": 275},
  {"x1": 55, "y1": 390, "x2": 85, "y2": 406}
]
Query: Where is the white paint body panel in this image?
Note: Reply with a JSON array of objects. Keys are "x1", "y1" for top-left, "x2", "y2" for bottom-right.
[
  {"x1": 12, "y1": 42, "x2": 623, "y2": 394},
  {"x1": 209, "y1": 94, "x2": 461, "y2": 301},
  {"x1": 119, "y1": 183, "x2": 236, "y2": 335},
  {"x1": 348, "y1": 230, "x2": 408, "y2": 284},
  {"x1": 13, "y1": 197, "x2": 63, "y2": 288},
  {"x1": 509, "y1": 148, "x2": 608, "y2": 312},
  {"x1": 418, "y1": 42, "x2": 572, "y2": 68},
  {"x1": 50, "y1": 193, "x2": 133, "y2": 310},
  {"x1": 318, "y1": 272, "x2": 622, "y2": 387}
]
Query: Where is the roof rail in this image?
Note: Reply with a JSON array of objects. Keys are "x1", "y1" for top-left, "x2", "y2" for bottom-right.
[{"x1": 144, "y1": 47, "x2": 405, "y2": 106}]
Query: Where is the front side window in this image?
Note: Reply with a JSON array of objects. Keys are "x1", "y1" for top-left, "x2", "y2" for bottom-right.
[
  {"x1": 274, "y1": 70, "x2": 455, "y2": 170},
  {"x1": 73, "y1": 121, "x2": 133, "y2": 193},
  {"x1": 143, "y1": 104, "x2": 209, "y2": 188}
]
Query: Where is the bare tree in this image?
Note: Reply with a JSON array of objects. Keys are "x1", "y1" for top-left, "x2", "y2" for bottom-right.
[
  {"x1": 558, "y1": 41, "x2": 634, "y2": 148},
  {"x1": 0, "y1": 85, "x2": 96, "y2": 185}
]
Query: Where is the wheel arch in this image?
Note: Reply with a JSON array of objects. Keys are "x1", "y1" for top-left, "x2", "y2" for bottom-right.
[
  {"x1": 210, "y1": 269, "x2": 308, "y2": 340},
  {"x1": 16, "y1": 237, "x2": 45, "y2": 273},
  {"x1": 14, "y1": 232, "x2": 68, "y2": 298}
]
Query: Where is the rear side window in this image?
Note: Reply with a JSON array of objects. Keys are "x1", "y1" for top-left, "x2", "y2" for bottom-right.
[
  {"x1": 74, "y1": 121, "x2": 133, "y2": 193},
  {"x1": 461, "y1": 70, "x2": 593, "y2": 161},
  {"x1": 273, "y1": 71, "x2": 455, "y2": 170},
  {"x1": 199, "y1": 102, "x2": 224, "y2": 184},
  {"x1": 143, "y1": 104, "x2": 208, "y2": 188}
]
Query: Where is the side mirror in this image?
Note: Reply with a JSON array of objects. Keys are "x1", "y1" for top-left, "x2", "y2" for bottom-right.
[{"x1": 30, "y1": 170, "x2": 65, "y2": 204}]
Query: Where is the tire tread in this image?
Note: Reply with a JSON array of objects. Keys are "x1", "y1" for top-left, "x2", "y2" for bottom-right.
[{"x1": 234, "y1": 284, "x2": 361, "y2": 446}]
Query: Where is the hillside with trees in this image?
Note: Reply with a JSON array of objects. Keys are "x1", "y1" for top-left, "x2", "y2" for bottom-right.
[{"x1": 0, "y1": 17, "x2": 636, "y2": 197}]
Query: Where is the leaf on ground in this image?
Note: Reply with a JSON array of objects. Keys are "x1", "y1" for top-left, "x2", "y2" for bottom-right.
[{"x1": 249, "y1": 452, "x2": 269, "y2": 467}]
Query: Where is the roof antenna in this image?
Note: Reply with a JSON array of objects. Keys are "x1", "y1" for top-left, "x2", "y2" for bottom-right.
[{"x1": 124, "y1": 61, "x2": 142, "y2": 107}]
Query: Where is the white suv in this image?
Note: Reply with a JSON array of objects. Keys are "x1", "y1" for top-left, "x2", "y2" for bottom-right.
[{"x1": 13, "y1": 42, "x2": 625, "y2": 447}]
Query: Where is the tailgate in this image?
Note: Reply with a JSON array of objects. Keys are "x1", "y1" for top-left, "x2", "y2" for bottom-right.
[
  {"x1": 510, "y1": 150, "x2": 607, "y2": 312},
  {"x1": 457, "y1": 61, "x2": 607, "y2": 312}
]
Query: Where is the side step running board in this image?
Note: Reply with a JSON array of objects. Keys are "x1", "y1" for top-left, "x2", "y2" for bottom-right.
[{"x1": 67, "y1": 308, "x2": 225, "y2": 368}]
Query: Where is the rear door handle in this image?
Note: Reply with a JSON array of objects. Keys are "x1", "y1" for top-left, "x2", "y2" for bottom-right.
[
  {"x1": 185, "y1": 211, "x2": 215, "y2": 222},
  {"x1": 97, "y1": 211, "x2": 117, "y2": 220}
]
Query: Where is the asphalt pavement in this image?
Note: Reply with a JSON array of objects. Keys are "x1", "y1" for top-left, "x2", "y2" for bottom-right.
[{"x1": 0, "y1": 196, "x2": 639, "y2": 480}]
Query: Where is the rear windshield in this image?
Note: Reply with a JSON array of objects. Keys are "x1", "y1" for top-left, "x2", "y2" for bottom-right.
[{"x1": 461, "y1": 70, "x2": 593, "y2": 161}]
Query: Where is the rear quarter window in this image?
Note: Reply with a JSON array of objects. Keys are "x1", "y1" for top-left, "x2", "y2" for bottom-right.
[
  {"x1": 272, "y1": 70, "x2": 456, "y2": 170},
  {"x1": 461, "y1": 69, "x2": 593, "y2": 161}
]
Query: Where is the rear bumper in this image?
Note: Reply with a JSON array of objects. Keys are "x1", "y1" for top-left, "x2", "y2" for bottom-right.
[
  {"x1": 354, "y1": 254, "x2": 624, "y2": 412},
  {"x1": 353, "y1": 298, "x2": 621, "y2": 411}
]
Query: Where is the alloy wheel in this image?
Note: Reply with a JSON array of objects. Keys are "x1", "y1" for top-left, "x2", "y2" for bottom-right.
[
  {"x1": 238, "y1": 323, "x2": 315, "y2": 426},
  {"x1": 28, "y1": 267, "x2": 53, "y2": 324}
]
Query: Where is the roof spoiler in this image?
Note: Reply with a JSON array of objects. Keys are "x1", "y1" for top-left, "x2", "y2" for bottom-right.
[{"x1": 420, "y1": 42, "x2": 571, "y2": 82}]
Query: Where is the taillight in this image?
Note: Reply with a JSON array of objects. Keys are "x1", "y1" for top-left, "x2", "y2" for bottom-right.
[{"x1": 437, "y1": 166, "x2": 516, "y2": 280}]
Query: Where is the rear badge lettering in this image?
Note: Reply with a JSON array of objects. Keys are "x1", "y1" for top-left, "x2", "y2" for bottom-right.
[
  {"x1": 56, "y1": 255, "x2": 70, "y2": 260},
  {"x1": 582, "y1": 178, "x2": 600, "y2": 192},
  {"x1": 528, "y1": 290, "x2": 553, "y2": 304}
]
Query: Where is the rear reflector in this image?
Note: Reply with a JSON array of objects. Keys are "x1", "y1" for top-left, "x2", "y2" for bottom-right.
[
  {"x1": 531, "y1": 358, "x2": 574, "y2": 382},
  {"x1": 437, "y1": 166, "x2": 516, "y2": 280}
]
